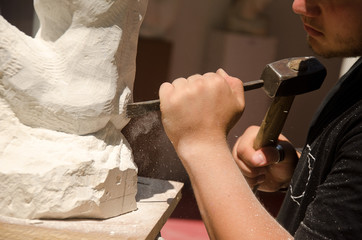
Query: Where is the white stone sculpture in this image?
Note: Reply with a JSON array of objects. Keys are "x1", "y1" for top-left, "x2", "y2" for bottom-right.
[
  {"x1": 0, "y1": 0, "x2": 148, "y2": 219},
  {"x1": 226, "y1": 0, "x2": 272, "y2": 35}
]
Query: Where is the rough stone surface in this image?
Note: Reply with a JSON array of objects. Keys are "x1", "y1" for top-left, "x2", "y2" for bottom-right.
[{"x1": 0, "y1": 0, "x2": 148, "y2": 219}]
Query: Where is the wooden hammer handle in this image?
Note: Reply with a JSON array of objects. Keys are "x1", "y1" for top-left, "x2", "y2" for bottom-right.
[
  {"x1": 252, "y1": 96, "x2": 295, "y2": 192},
  {"x1": 253, "y1": 95, "x2": 295, "y2": 150}
]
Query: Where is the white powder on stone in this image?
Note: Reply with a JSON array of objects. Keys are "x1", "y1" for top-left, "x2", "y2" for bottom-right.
[{"x1": 0, "y1": 0, "x2": 148, "y2": 219}]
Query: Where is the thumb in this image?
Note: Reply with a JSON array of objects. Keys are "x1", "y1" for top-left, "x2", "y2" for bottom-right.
[
  {"x1": 216, "y1": 68, "x2": 244, "y2": 96},
  {"x1": 216, "y1": 68, "x2": 241, "y2": 85},
  {"x1": 216, "y1": 68, "x2": 230, "y2": 78},
  {"x1": 253, "y1": 146, "x2": 281, "y2": 167}
]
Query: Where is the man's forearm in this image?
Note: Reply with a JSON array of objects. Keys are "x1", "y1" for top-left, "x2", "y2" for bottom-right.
[{"x1": 176, "y1": 139, "x2": 293, "y2": 240}]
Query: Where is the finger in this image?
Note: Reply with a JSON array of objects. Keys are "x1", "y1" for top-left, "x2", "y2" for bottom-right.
[
  {"x1": 216, "y1": 68, "x2": 244, "y2": 95},
  {"x1": 159, "y1": 82, "x2": 174, "y2": 100},
  {"x1": 216, "y1": 68, "x2": 229, "y2": 78},
  {"x1": 234, "y1": 154, "x2": 267, "y2": 178},
  {"x1": 233, "y1": 149, "x2": 267, "y2": 179},
  {"x1": 237, "y1": 144, "x2": 280, "y2": 167},
  {"x1": 171, "y1": 77, "x2": 188, "y2": 88},
  {"x1": 245, "y1": 175, "x2": 266, "y2": 188},
  {"x1": 232, "y1": 129, "x2": 260, "y2": 169},
  {"x1": 201, "y1": 72, "x2": 225, "y2": 85},
  {"x1": 232, "y1": 127, "x2": 277, "y2": 171},
  {"x1": 187, "y1": 74, "x2": 202, "y2": 82},
  {"x1": 257, "y1": 146, "x2": 283, "y2": 166}
]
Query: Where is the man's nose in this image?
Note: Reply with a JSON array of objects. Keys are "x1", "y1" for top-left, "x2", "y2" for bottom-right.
[{"x1": 292, "y1": 0, "x2": 321, "y2": 17}]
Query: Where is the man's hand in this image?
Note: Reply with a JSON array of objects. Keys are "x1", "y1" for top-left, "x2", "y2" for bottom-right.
[
  {"x1": 232, "y1": 126, "x2": 299, "y2": 192},
  {"x1": 159, "y1": 72, "x2": 293, "y2": 239},
  {"x1": 159, "y1": 69, "x2": 245, "y2": 153}
]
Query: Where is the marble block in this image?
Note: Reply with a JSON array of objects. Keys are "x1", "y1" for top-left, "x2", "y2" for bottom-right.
[{"x1": 0, "y1": 0, "x2": 148, "y2": 219}]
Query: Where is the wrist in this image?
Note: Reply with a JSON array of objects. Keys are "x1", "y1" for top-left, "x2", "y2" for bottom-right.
[
  {"x1": 174, "y1": 131, "x2": 227, "y2": 153},
  {"x1": 175, "y1": 134, "x2": 229, "y2": 166}
]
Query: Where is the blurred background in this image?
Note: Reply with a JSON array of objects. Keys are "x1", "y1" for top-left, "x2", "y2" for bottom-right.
[{"x1": 0, "y1": 0, "x2": 347, "y2": 238}]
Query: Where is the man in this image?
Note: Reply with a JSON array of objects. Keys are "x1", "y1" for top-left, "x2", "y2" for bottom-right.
[{"x1": 159, "y1": 0, "x2": 362, "y2": 239}]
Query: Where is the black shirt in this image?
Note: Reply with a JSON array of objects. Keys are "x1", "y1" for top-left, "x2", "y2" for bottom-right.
[{"x1": 277, "y1": 58, "x2": 362, "y2": 239}]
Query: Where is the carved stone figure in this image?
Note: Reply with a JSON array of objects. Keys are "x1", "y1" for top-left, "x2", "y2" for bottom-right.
[
  {"x1": 0, "y1": 0, "x2": 148, "y2": 219},
  {"x1": 226, "y1": 0, "x2": 272, "y2": 35}
]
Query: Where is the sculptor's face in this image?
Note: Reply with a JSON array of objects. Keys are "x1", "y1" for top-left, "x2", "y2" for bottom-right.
[{"x1": 293, "y1": 0, "x2": 362, "y2": 58}]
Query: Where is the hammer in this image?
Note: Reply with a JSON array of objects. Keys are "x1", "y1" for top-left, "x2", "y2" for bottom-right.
[
  {"x1": 253, "y1": 56, "x2": 326, "y2": 149},
  {"x1": 252, "y1": 56, "x2": 326, "y2": 192}
]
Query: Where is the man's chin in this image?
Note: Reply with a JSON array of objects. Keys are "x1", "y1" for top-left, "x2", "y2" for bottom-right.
[
  {"x1": 308, "y1": 45, "x2": 336, "y2": 58},
  {"x1": 307, "y1": 36, "x2": 362, "y2": 58}
]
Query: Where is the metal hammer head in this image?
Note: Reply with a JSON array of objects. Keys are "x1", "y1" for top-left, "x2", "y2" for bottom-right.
[{"x1": 261, "y1": 56, "x2": 327, "y2": 98}]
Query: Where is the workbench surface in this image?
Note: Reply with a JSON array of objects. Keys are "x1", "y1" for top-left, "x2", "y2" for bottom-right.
[{"x1": 0, "y1": 177, "x2": 183, "y2": 240}]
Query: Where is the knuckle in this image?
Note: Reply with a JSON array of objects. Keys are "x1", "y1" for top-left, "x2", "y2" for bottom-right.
[
  {"x1": 239, "y1": 165, "x2": 262, "y2": 178},
  {"x1": 187, "y1": 74, "x2": 202, "y2": 82},
  {"x1": 172, "y1": 77, "x2": 186, "y2": 85}
]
